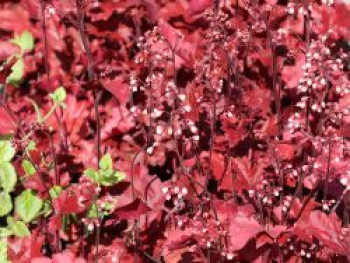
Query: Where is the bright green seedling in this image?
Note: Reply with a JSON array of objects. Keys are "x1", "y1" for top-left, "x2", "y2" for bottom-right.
[
  {"x1": 28, "y1": 86, "x2": 67, "y2": 124},
  {"x1": 0, "y1": 239, "x2": 9, "y2": 263},
  {"x1": 7, "y1": 30, "x2": 34, "y2": 86},
  {"x1": 0, "y1": 140, "x2": 15, "y2": 162},
  {"x1": 15, "y1": 190, "x2": 43, "y2": 223},
  {"x1": 86, "y1": 203, "x2": 99, "y2": 219},
  {"x1": 0, "y1": 217, "x2": 30, "y2": 238},
  {"x1": 49, "y1": 86, "x2": 67, "y2": 107},
  {"x1": 49, "y1": 185, "x2": 62, "y2": 199},
  {"x1": 10, "y1": 30, "x2": 34, "y2": 52},
  {"x1": 6, "y1": 56, "x2": 23, "y2": 85},
  {"x1": 0, "y1": 139, "x2": 29, "y2": 263},
  {"x1": 84, "y1": 153, "x2": 124, "y2": 228},
  {"x1": 99, "y1": 153, "x2": 113, "y2": 170},
  {"x1": 0, "y1": 140, "x2": 17, "y2": 193},
  {"x1": 0, "y1": 162, "x2": 17, "y2": 194},
  {"x1": 5, "y1": 217, "x2": 30, "y2": 237},
  {"x1": 0, "y1": 192, "x2": 12, "y2": 217},
  {"x1": 84, "y1": 153, "x2": 125, "y2": 187},
  {"x1": 0, "y1": 140, "x2": 17, "y2": 218},
  {"x1": 21, "y1": 159, "x2": 36, "y2": 176}
]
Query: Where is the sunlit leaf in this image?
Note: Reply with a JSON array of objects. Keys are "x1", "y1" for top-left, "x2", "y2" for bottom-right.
[
  {"x1": 22, "y1": 159, "x2": 36, "y2": 176},
  {"x1": 84, "y1": 168, "x2": 99, "y2": 184},
  {"x1": 6, "y1": 57, "x2": 23, "y2": 85},
  {"x1": 50, "y1": 87, "x2": 67, "y2": 105},
  {"x1": 10, "y1": 30, "x2": 34, "y2": 52},
  {"x1": 0, "y1": 140, "x2": 15, "y2": 162},
  {"x1": 7, "y1": 217, "x2": 30, "y2": 237},
  {"x1": 99, "y1": 170, "x2": 125, "y2": 186},
  {"x1": 0, "y1": 192, "x2": 12, "y2": 217},
  {"x1": 99, "y1": 153, "x2": 113, "y2": 170},
  {"x1": 0, "y1": 162, "x2": 17, "y2": 193},
  {"x1": 0, "y1": 239, "x2": 8, "y2": 262},
  {"x1": 49, "y1": 186, "x2": 62, "y2": 199},
  {"x1": 15, "y1": 190, "x2": 43, "y2": 223}
]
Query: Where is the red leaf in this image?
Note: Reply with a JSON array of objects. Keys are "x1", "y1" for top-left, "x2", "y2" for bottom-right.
[
  {"x1": 281, "y1": 53, "x2": 305, "y2": 88},
  {"x1": 158, "y1": 19, "x2": 196, "y2": 67},
  {"x1": 229, "y1": 211, "x2": 263, "y2": 251},
  {"x1": 0, "y1": 56, "x2": 18, "y2": 84},
  {"x1": 52, "y1": 252, "x2": 75, "y2": 263},
  {"x1": 266, "y1": 0, "x2": 277, "y2": 4},
  {"x1": 163, "y1": 247, "x2": 204, "y2": 263},
  {"x1": 62, "y1": 96, "x2": 89, "y2": 142},
  {"x1": 22, "y1": 173, "x2": 47, "y2": 193},
  {"x1": 188, "y1": 0, "x2": 213, "y2": 15},
  {"x1": 0, "y1": 106, "x2": 16, "y2": 135},
  {"x1": 32, "y1": 258, "x2": 52, "y2": 263},
  {"x1": 53, "y1": 186, "x2": 93, "y2": 215},
  {"x1": 0, "y1": 42, "x2": 19, "y2": 61},
  {"x1": 231, "y1": 157, "x2": 265, "y2": 189},
  {"x1": 101, "y1": 106, "x2": 134, "y2": 140},
  {"x1": 53, "y1": 191, "x2": 82, "y2": 215},
  {"x1": 48, "y1": 215, "x2": 62, "y2": 232},
  {"x1": 275, "y1": 143, "x2": 295, "y2": 161},
  {"x1": 162, "y1": 227, "x2": 202, "y2": 257},
  {"x1": 102, "y1": 78, "x2": 129, "y2": 105},
  {"x1": 8, "y1": 231, "x2": 45, "y2": 262},
  {"x1": 114, "y1": 198, "x2": 151, "y2": 220},
  {"x1": 0, "y1": 6, "x2": 30, "y2": 33},
  {"x1": 339, "y1": 94, "x2": 350, "y2": 110},
  {"x1": 295, "y1": 211, "x2": 350, "y2": 255},
  {"x1": 32, "y1": 252, "x2": 87, "y2": 263}
]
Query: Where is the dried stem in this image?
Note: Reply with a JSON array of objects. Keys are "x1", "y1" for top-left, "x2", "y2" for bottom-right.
[
  {"x1": 323, "y1": 138, "x2": 333, "y2": 201},
  {"x1": 303, "y1": 0, "x2": 311, "y2": 133},
  {"x1": 75, "y1": 1, "x2": 102, "y2": 261},
  {"x1": 40, "y1": 1, "x2": 68, "y2": 151},
  {"x1": 267, "y1": 27, "x2": 282, "y2": 139}
]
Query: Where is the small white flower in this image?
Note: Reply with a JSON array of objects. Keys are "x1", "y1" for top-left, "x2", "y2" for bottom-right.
[
  {"x1": 227, "y1": 253, "x2": 234, "y2": 260},
  {"x1": 178, "y1": 94, "x2": 186, "y2": 101}
]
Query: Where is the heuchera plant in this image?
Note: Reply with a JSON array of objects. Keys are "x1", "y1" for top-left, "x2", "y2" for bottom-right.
[{"x1": 0, "y1": 0, "x2": 349, "y2": 262}]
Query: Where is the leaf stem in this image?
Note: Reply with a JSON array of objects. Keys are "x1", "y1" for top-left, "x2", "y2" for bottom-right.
[
  {"x1": 75, "y1": 1, "x2": 102, "y2": 261},
  {"x1": 40, "y1": 0, "x2": 68, "y2": 151}
]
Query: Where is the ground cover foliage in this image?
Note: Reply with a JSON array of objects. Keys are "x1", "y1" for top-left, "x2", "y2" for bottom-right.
[{"x1": 0, "y1": 0, "x2": 350, "y2": 262}]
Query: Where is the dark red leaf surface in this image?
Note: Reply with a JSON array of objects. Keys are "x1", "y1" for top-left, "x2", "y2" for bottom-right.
[{"x1": 0, "y1": 0, "x2": 349, "y2": 262}]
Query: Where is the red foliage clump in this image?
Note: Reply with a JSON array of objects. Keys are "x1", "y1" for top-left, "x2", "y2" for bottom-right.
[{"x1": 0, "y1": 0, "x2": 349, "y2": 262}]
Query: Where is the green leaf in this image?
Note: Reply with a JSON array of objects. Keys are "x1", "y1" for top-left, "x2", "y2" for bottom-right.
[
  {"x1": 27, "y1": 98, "x2": 43, "y2": 123},
  {"x1": 0, "y1": 140, "x2": 15, "y2": 162},
  {"x1": 84, "y1": 168, "x2": 99, "y2": 184},
  {"x1": 86, "y1": 203, "x2": 99, "y2": 219},
  {"x1": 99, "y1": 170, "x2": 125, "y2": 187},
  {"x1": 99, "y1": 153, "x2": 112, "y2": 170},
  {"x1": 10, "y1": 30, "x2": 34, "y2": 52},
  {"x1": 49, "y1": 186, "x2": 62, "y2": 199},
  {"x1": 7, "y1": 217, "x2": 30, "y2": 237},
  {"x1": 6, "y1": 57, "x2": 24, "y2": 85},
  {"x1": 0, "y1": 192, "x2": 12, "y2": 217},
  {"x1": 26, "y1": 140, "x2": 36, "y2": 152},
  {"x1": 49, "y1": 87, "x2": 66, "y2": 105},
  {"x1": 0, "y1": 239, "x2": 8, "y2": 263},
  {"x1": 41, "y1": 200, "x2": 52, "y2": 217},
  {"x1": 0, "y1": 162, "x2": 17, "y2": 193},
  {"x1": 15, "y1": 190, "x2": 43, "y2": 223},
  {"x1": 104, "y1": 202, "x2": 114, "y2": 210},
  {"x1": 0, "y1": 227, "x2": 13, "y2": 238},
  {"x1": 21, "y1": 160, "x2": 36, "y2": 176}
]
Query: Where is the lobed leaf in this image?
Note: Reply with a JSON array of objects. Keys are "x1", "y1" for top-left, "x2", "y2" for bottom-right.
[
  {"x1": 15, "y1": 190, "x2": 43, "y2": 223},
  {"x1": 0, "y1": 162, "x2": 17, "y2": 193},
  {"x1": 0, "y1": 192, "x2": 13, "y2": 217}
]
